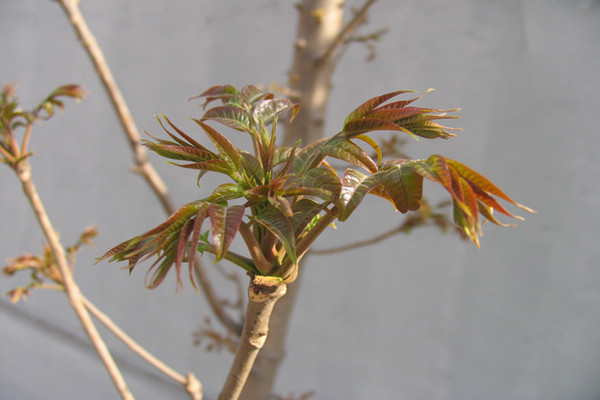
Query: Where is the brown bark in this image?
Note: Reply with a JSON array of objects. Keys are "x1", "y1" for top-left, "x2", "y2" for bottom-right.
[
  {"x1": 219, "y1": 276, "x2": 287, "y2": 400},
  {"x1": 239, "y1": 1, "x2": 345, "y2": 399}
]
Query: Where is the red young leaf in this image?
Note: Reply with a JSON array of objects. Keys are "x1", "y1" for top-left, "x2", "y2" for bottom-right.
[
  {"x1": 157, "y1": 114, "x2": 210, "y2": 150},
  {"x1": 192, "y1": 120, "x2": 242, "y2": 169},
  {"x1": 208, "y1": 204, "x2": 245, "y2": 262},
  {"x1": 380, "y1": 162, "x2": 424, "y2": 213},
  {"x1": 344, "y1": 90, "x2": 414, "y2": 125},
  {"x1": 343, "y1": 118, "x2": 420, "y2": 140},
  {"x1": 447, "y1": 159, "x2": 534, "y2": 213}
]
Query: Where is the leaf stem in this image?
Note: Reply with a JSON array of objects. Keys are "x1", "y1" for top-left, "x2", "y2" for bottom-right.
[
  {"x1": 239, "y1": 222, "x2": 272, "y2": 275},
  {"x1": 21, "y1": 122, "x2": 33, "y2": 155},
  {"x1": 280, "y1": 205, "x2": 338, "y2": 280}
]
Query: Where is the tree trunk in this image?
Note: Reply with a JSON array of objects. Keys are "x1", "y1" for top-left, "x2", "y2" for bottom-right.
[
  {"x1": 239, "y1": 1, "x2": 345, "y2": 399},
  {"x1": 219, "y1": 276, "x2": 287, "y2": 400}
]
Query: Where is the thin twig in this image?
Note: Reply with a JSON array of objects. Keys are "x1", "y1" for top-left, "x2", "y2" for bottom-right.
[
  {"x1": 57, "y1": 0, "x2": 173, "y2": 214},
  {"x1": 318, "y1": 0, "x2": 378, "y2": 65},
  {"x1": 194, "y1": 260, "x2": 244, "y2": 336},
  {"x1": 312, "y1": 217, "x2": 430, "y2": 255},
  {"x1": 57, "y1": 0, "x2": 239, "y2": 336},
  {"x1": 81, "y1": 295, "x2": 203, "y2": 400},
  {"x1": 15, "y1": 160, "x2": 134, "y2": 400}
]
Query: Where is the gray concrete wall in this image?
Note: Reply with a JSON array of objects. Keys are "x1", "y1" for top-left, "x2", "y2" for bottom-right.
[{"x1": 1, "y1": 1, "x2": 599, "y2": 399}]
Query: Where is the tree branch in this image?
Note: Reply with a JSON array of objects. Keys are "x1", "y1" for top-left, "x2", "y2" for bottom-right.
[
  {"x1": 318, "y1": 0, "x2": 378, "y2": 66},
  {"x1": 57, "y1": 0, "x2": 173, "y2": 214},
  {"x1": 312, "y1": 215, "x2": 429, "y2": 254},
  {"x1": 15, "y1": 160, "x2": 134, "y2": 400},
  {"x1": 57, "y1": 0, "x2": 239, "y2": 336},
  {"x1": 81, "y1": 295, "x2": 202, "y2": 400}
]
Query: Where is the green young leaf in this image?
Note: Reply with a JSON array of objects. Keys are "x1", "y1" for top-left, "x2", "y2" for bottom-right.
[
  {"x1": 290, "y1": 198, "x2": 327, "y2": 237},
  {"x1": 293, "y1": 138, "x2": 329, "y2": 175},
  {"x1": 354, "y1": 134, "x2": 382, "y2": 165},
  {"x1": 241, "y1": 85, "x2": 270, "y2": 105},
  {"x1": 201, "y1": 106, "x2": 251, "y2": 132},
  {"x1": 33, "y1": 84, "x2": 86, "y2": 120},
  {"x1": 192, "y1": 120, "x2": 242, "y2": 170},
  {"x1": 142, "y1": 141, "x2": 217, "y2": 162},
  {"x1": 321, "y1": 137, "x2": 378, "y2": 173},
  {"x1": 204, "y1": 183, "x2": 245, "y2": 203},
  {"x1": 338, "y1": 168, "x2": 383, "y2": 221},
  {"x1": 294, "y1": 166, "x2": 342, "y2": 203},
  {"x1": 239, "y1": 151, "x2": 265, "y2": 185},
  {"x1": 379, "y1": 162, "x2": 424, "y2": 213},
  {"x1": 254, "y1": 206, "x2": 297, "y2": 265},
  {"x1": 252, "y1": 98, "x2": 300, "y2": 126}
]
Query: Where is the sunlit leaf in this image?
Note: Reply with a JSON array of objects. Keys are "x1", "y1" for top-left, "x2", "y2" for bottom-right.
[
  {"x1": 156, "y1": 114, "x2": 212, "y2": 150},
  {"x1": 253, "y1": 98, "x2": 300, "y2": 126},
  {"x1": 447, "y1": 159, "x2": 534, "y2": 213},
  {"x1": 170, "y1": 159, "x2": 232, "y2": 176},
  {"x1": 338, "y1": 168, "x2": 383, "y2": 221},
  {"x1": 201, "y1": 106, "x2": 251, "y2": 132},
  {"x1": 241, "y1": 85, "x2": 269, "y2": 104},
  {"x1": 379, "y1": 162, "x2": 424, "y2": 212},
  {"x1": 344, "y1": 90, "x2": 414, "y2": 125},
  {"x1": 142, "y1": 141, "x2": 216, "y2": 162},
  {"x1": 343, "y1": 118, "x2": 420, "y2": 140},
  {"x1": 204, "y1": 183, "x2": 245, "y2": 203},
  {"x1": 354, "y1": 134, "x2": 382, "y2": 165},
  {"x1": 190, "y1": 85, "x2": 238, "y2": 109},
  {"x1": 294, "y1": 137, "x2": 328, "y2": 175},
  {"x1": 192, "y1": 120, "x2": 242, "y2": 169},
  {"x1": 294, "y1": 166, "x2": 342, "y2": 202},
  {"x1": 321, "y1": 137, "x2": 378, "y2": 173}
]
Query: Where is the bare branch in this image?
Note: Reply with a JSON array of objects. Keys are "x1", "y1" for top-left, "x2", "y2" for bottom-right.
[
  {"x1": 318, "y1": 0, "x2": 378, "y2": 65},
  {"x1": 15, "y1": 160, "x2": 134, "y2": 400},
  {"x1": 57, "y1": 0, "x2": 173, "y2": 215},
  {"x1": 57, "y1": 0, "x2": 239, "y2": 336},
  {"x1": 81, "y1": 295, "x2": 203, "y2": 400}
]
